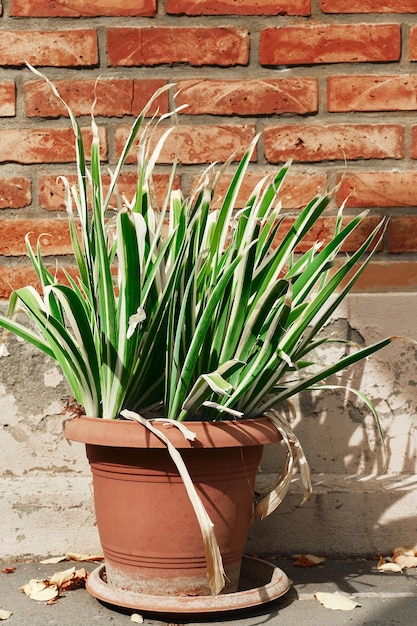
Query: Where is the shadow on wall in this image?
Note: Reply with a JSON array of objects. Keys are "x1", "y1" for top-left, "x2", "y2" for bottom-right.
[
  {"x1": 293, "y1": 317, "x2": 417, "y2": 477},
  {"x1": 255, "y1": 312, "x2": 417, "y2": 556}
]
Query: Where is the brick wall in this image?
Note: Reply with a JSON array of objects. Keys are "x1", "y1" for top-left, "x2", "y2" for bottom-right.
[{"x1": 1, "y1": 0, "x2": 417, "y2": 297}]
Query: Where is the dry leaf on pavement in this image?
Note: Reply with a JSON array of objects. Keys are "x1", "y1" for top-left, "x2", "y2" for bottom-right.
[
  {"x1": 392, "y1": 553, "x2": 417, "y2": 568},
  {"x1": 49, "y1": 566, "x2": 88, "y2": 591},
  {"x1": 20, "y1": 579, "x2": 59, "y2": 602},
  {"x1": 315, "y1": 591, "x2": 360, "y2": 611},
  {"x1": 66, "y1": 552, "x2": 104, "y2": 562},
  {"x1": 393, "y1": 545, "x2": 417, "y2": 556},
  {"x1": 0, "y1": 610, "x2": 12, "y2": 621},
  {"x1": 377, "y1": 555, "x2": 403, "y2": 573},
  {"x1": 1, "y1": 568, "x2": 15, "y2": 574},
  {"x1": 392, "y1": 546, "x2": 417, "y2": 569},
  {"x1": 20, "y1": 566, "x2": 88, "y2": 603},
  {"x1": 40, "y1": 556, "x2": 67, "y2": 564},
  {"x1": 293, "y1": 554, "x2": 326, "y2": 567}
]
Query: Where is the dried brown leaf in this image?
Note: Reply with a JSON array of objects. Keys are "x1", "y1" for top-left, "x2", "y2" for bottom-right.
[
  {"x1": 392, "y1": 546, "x2": 417, "y2": 557},
  {"x1": 315, "y1": 591, "x2": 360, "y2": 611},
  {"x1": 377, "y1": 556, "x2": 403, "y2": 573},
  {"x1": 40, "y1": 556, "x2": 67, "y2": 564},
  {"x1": 61, "y1": 568, "x2": 88, "y2": 591},
  {"x1": 50, "y1": 567, "x2": 88, "y2": 591},
  {"x1": 293, "y1": 554, "x2": 325, "y2": 567},
  {"x1": 66, "y1": 552, "x2": 104, "y2": 562},
  {"x1": 20, "y1": 580, "x2": 59, "y2": 602},
  {"x1": 0, "y1": 609, "x2": 12, "y2": 621},
  {"x1": 20, "y1": 579, "x2": 47, "y2": 597},
  {"x1": 49, "y1": 567, "x2": 76, "y2": 588},
  {"x1": 392, "y1": 553, "x2": 417, "y2": 569},
  {"x1": 1, "y1": 568, "x2": 15, "y2": 574}
]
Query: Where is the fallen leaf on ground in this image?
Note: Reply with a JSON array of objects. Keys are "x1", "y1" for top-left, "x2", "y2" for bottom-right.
[
  {"x1": 130, "y1": 614, "x2": 144, "y2": 623},
  {"x1": 392, "y1": 553, "x2": 417, "y2": 569},
  {"x1": 49, "y1": 567, "x2": 76, "y2": 588},
  {"x1": 377, "y1": 556, "x2": 403, "y2": 573},
  {"x1": 40, "y1": 556, "x2": 67, "y2": 564},
  {"x1": 1, "y1": 568, "x2": 16, "y2": 574},
  {"x1": 393, "y1": 546, "x2": 417, "y2": 556},
  {"x1": 49, "y1": 566, "x2": 88, "y2": 591},
  {"x1": 0, "y1": 609, "x2": 12, "y2": 621},
  {"x1": 66, "y1": 552, "x2": 104, "y2": 562},
  {"x1": 293, "y1": 554, "x2": 325, "y2": 567},
  {"x1": 315, "y1": 591, "x2": 360, "y2": 611},
  {"x1": 20, "y1": 579, "x2": 59, "y2": 602},
  {"x1": 392, "y1": 546, "x2": 417, "y2": 568}
]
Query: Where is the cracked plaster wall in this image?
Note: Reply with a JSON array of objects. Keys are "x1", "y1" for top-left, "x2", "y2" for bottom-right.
[{"x1": 1, "y1": 294, "x2": 417, "y2": 559}]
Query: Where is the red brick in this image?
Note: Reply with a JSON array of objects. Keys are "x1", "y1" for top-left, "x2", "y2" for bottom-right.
[
  {"x1": 410, "y1": 126, "x2": 417, "y2": 158},
  {"x1": 131, "y1": 81, "x2": 171, "y2": 116},
  {"x1": 0, "y1": 264, "x2": 80, "y2": 299},
  {"x1": 410, "y1": 26, "x2": 417, "y2": 61},
  {"x1": 24, "y1": 79, "x2": 168, "y2": 118},
  {"x1": 0, "y1": 81, "x2": 15, "y2": 117},
  {"x1": 107, "y1": 27, "x2": 249, "y2": 67},
  {"x1": 387, "y1": 216, "x2": 417, "y2": 253},
  {"x1": 328, "y1": 75, "x2": 417, "y2": 112},
  {"x1": 10, "y1": 0, "x2": 156, "y2": 16},
  {"x1": 166, "y1": 0, "x2": 310, "y2": 15},
  {"x1": 0, "y1": 266, "x2": 39, "y2": 299},
  {"x1": 274, "y1": 215, "x2": 383, "y2": 253},
  {"x1": 39, "y1": 172, "x2": 179, "y2": 211},
  {"x1": 0, "y1": 177, "x2": 31, "y2": 209},
  {"x1": 321, "y1": 0, "x2": 417, "y2": 12},
  {"x1": 116, "y1": 124, "x2": 256, "y2": 165},
  {"x1": 259, "y1": 24, "x2": 400, "y2": 66},
  {"x1": 0, "y1": 30, "x2": 98, "y2": 67},
  {"x1": 264, "y1": 124, "x2": 404, "y2": 163},
  {"x1": 41, "y1": 167, "x2": 325, "y2": 212},
  {"x1": 336, "y1": 172, "x2": 417, "y2": 208},
  {"x1": 197, "y1": 170, "x2": 327, "y2": 210},
  {"x1": 175, "y1": 78, "x2": 318, "y2": 115},
  {"x1": 0, "y1": 219, "x2": 73, "y2": 256},
  {"x1": 0, "y1": 127, "x2": 106, "y2": 164}
]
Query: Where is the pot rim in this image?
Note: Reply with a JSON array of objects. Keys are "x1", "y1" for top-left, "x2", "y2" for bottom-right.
[{"x1": 64, "y1": 415, "x2": 282, "y2": 449}]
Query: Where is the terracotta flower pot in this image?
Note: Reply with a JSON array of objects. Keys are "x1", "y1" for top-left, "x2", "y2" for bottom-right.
[{"x1": 64, "y1": 416, "x2": 281, "y2": 597}]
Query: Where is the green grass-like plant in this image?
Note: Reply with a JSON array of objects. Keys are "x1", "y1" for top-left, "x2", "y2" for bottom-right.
[{"x1": 0, "y1": 71, "x2": 392, "y2": 424}]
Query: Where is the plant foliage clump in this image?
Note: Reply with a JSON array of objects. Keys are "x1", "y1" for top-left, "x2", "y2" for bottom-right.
[{"x1": 0, "y1": 73, "x2": 391, "y2": 421}]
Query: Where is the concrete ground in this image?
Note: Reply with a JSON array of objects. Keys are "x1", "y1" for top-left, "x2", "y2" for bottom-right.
[{"x1": 1, "y1": 556, "x2": 416, "y2": 626}]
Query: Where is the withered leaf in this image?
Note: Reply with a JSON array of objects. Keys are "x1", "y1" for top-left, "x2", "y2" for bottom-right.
[
  {"x1": 50, "y1": 567, "x2": 88, "y2": 591},
  {"x1": 377, "y1": 556, "x2": 403, "y2": 573},
  {"x1": 1, "y1": 568, "x2": 16, "y2": 574},
  {"x1": 392, "y1": 553, "x2": 417, "y2": 569},
  {"x1": 0, "y1": 609, "x2": 12, "y2": 621},
  {"x1": 20, "y1": 579, "x2": 59, "y2": 602},
  {"x1": 315, "y1": 591, "x2": 360, "y2": 611},
  {"x1": 66, "y1": 552, "x2": 104, "y2": 562},
  {"x1": 393, "y1": 546, "x2": 417, "y2": 557},
  {"x1": 293, "y1": 554, "x2": 326, "y2": 567},
  {"x1": 40, "y1": 556, "x2": 67, "y2": 564}
]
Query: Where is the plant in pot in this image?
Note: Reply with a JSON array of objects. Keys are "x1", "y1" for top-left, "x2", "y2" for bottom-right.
[{"x1": 0, "y1": 68, "x2": 393, "y2": 611}]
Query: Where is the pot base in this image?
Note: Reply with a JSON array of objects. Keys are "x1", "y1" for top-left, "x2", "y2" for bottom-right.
[{"x1": 86, "y1": 555, "x2": 291, "y2": 615}]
